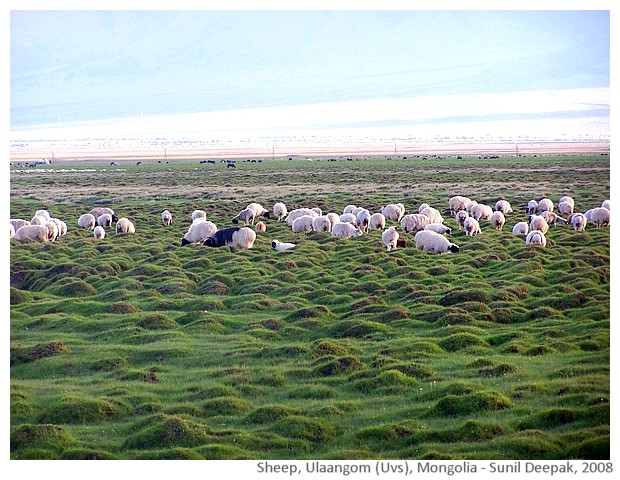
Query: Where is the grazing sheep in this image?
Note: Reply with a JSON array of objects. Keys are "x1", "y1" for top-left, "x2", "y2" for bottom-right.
[
  {"x1": 526, "y1": 229, "x2": 547, "y2": 247},
  {"x1": 559, "y1": 196, "x2": 575, "y2": 208},
  {"x1": 192, "y1": 209, "x2": 207, "y2": 222},
  {"x1": 369, "y1": 212, "x2": 386, "y2": 230},
  {"x1": 246, "y1": 202, "x2": 271, "y2": 219},
  {"x1": 400, "y1": 214, "x2": 430, "y2": 233},
  {"x1": 381, "y1": 226, "x2": 399, "y2": 252},
  {"x1": 232, "y1": 207, "x2": 256, "y2": 226},
  {"x1": 272, "y1": 239, "x2": 296, "y2": 252},
  {"x1": 381, "y1": 204, "x2": 405, "y2": 222},
  {"x1": 529, "y1": 215, "x2": 549, "y2": 234},
  {"x1": 11, "y1": 219, "x2": 31, "y2": 231},
  {"x1": 470, "y1": 204, "x2": 493, "y2": 221},
  {"x1": 339, "y1": 213, "x2": 358, "y2": 225},
  {"x1": 286, "y1": 208, "x2": 318, "y2": 225},
  {"x1": 12, "y1": 224, "x2": 50, "y2": 242},
  {"x1": 541, "y1": 210, "x2": 566, "y2": 227},
  {"x1": 466, "y1": 200, "x2": 478, "y2": 214},
  {"x1": 115, "y1": 217, "x2": 135, "y2": 235},
  {"x1": 93, "y1": 225, "x2": 106, "y2": 239},
  {"x1": 418, "y1": 203, "x2": 430, "y2": 213},
  {"x1": 181, "y1": 220, "x2": 218, "y2": 245},
  {"x1": 351, "y1": 207, "x2": 367, "y2": 216},
  {"x1": 45, "y1": 222, "x2": 59, "y2": 241},
  {"x1": 35, "y1": 209, "x2": 51, "y2": 221},
  {"x1": 538, "y1": 198, "x2": 554, "y2": 213},
  {"x1": 162, "y1": 210, "x2": 173, "y2": 226},
  {"x1": 424, "y1": 223, "x2": 452, "y2": 234},
  {"x1": 455, "y1": 210, "x2": 469, "y2": 229},
  {"x1": 495, "y1": 200, "x2": 513, "y2": 214},
  {"x1": 311, "y1": 207, "x2": 323, "y2": 216},
  {"x1": 601, "y1": 199, "x2": 610, "y2": 210},
  {"x1": 203, "y1": 226, "x2": 256, "y2": 251},
  {"x1": 90, "y1": 207, "x2": 117, "y2": 222},
  {"x1": 448, "y1": 196, "x2": 471, "y2": 215},
  {"x1": 331, "y1": 222, "x2": 363, "y2": 237},
  {"x1": 558, "y1": 201, "x2": 574, "y2": 215},
  {"x1": 10, "y1": 223, "x2": 15, "y2": 239},
  {"x1": 526, "y1": 200, "x2": 539, "y2": 214},
  {"x1": 292, "y1": 215, "x2": 315, "y2": 233},
  {"x1": 50, "y1": 218, "x2": 67, "y2": 237},
  {"x1": 356, "y1": 209, "x2": 372, "y2": 233},
  {"x1": 414, "y1": 229, "x2": 460, "y2": 254},
  {"x1": 567, "y1": 213, "x2": 587, "y2": 231},
  {"x1": 420, "y1": 206, "x2": 444, "y2": 224},
  {"x1": 590, "y1": 207, "x2": 610, "y2": 227},
  {"x1": 326, "y1": 212, "x2": 341, "y2": 227},
  {"x1": 512, "y1": 222, "x2": 529, "y2": 236},
  {"x1": 584, "y1": 209, "x2": 595, "y2": 222},
  {"x1": 312, "y1": 215, "x2": 332, "y2": 233},
  {"x1": 78, "y1": 213, "x2": 96, "y2": 230},
  {"x1": 490, "y1": 211, "x2": 506, "y2": 230},
  {"x1": 463, "y1": 217, "x2": 481, "y2": 236},
  {"x1": 97, "y1": 213, "x2": 113, "y2": 228},
  {"x1": 255, "y1": 221, "x2": 267, "y2": 233},
  {"x1": 31, "y1": 215, "x2": 47, "y2": 226},
  {"x1": 273, "y1": 202, "x2": 288, "y2": 221},
  {"x1": 343, "y1": 204, "x2": 357, "y2": 215}
]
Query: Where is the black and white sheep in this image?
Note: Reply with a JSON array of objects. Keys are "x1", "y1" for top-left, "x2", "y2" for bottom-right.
[
  {"x1": 232, "y1": 207, "x2": 256, "y2": 225},
  {"x1": 116, "y1": 217, "x2": 135, "y2": 235},
  {"x1": 414, "y1": 229, "x2": 460, "y2": 254},
  {"x1": 272, "y1": 239, "x2": 296, "y2": 252},
  {"x1": 203, "y1": 226, "x2": 256, "y2": 250},
  {"x1": 181, "y1": 220, "x2": 218, "y2": 245}
]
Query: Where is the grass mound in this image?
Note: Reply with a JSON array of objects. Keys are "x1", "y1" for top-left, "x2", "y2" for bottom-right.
[
  {"x1": 11, "y1": 341, "x2": 67, "y2": 366},
  {"x1": 269, "y1": 415, "x2": 337, "y2": 443},
  {"x1": 202, "y1": 397, "x2": 252, "y2": 416},
  {"x1": 37, "y1": 395, "x2": 124, "y2": 424},
  {"x1": 11, "y1": 424, "x2": 76, "y2": 452},
  {"x1": 123, "y1": 415, "x2": 212, "y2": 450},
  {"x1": 429, "y1": 390, "x2": 513, "y2": 416}
]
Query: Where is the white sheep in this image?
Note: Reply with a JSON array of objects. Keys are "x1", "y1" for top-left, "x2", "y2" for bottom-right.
[
  {"x1": 526, "y1": 200, "x2": 539, "y2": 214},
  {"x1": 10, "y1": 223, "x2": 15, "y2": 239},
  {"x1": 339, "y1": 213, "x2": 358, "y2": 225},
  {"x1": 418, "y1": 203, "x2": 430, "y2": 213},
  {"x1": 286, "y1": 208, "x2": 318, "y2": 225},
  {"x1": 448, "y1": 196, "x2": 471, "y2": 215},
  {"x1": 567, "y1": 213, "x2": 587, "y2": 231},
  {"x1": 463, "y1": 217, "x2": 481, "y2": 236},
  {"x1": 312, "y1": 215, "x2": 332, "y2": 233},
  {"x1": 343, "y1": 204, "x2": 357, "y2": 215},
  {"x1": 246, "y1": 202, "x2": 271, "y2": 219},
  {"x1": 470, "y1": 204, "x2": 493, "y2": 221},
  {"x1": 538, "y1": 198, "x2": 554, "y2": 213},
  {"x1": 50, "y1": 218, "x2": 67, "y2": 237},
  {"x1": 495, "y1": 200, "x2": 513, "y2": 214},
  {"x1": 181, "y1": 220, "x2": 218, "y2": 245},
  {"x1": 192, "y1": 210, "x2": 207, "y2": 222},
  {"x1": 78, "y1": 213, "x2": 96, "y2": 230},
  {"x1": 490, "y1": 211, "x2": 506, "y2": 230},
  {"x1": 12, "y1": 224, "x2": 50, "y2": 242},
  {"x1": 590, "y1": 207, "x2": 610, "y2": 227},
  {"x1": 11, "y1": 219, "x2": 31, "y2": 231},
  {"x1": 466, "y1": 200, "x2": 478, "y2": 214},
  {"x1": 381, "y1": 204, "x2": 405, "y2": 222},
  {"x1": 356, "y1": 209, "x2": 372, "y2": 233},
  {"x1": 31, "y1": 215, "x2": 47, "y2": 226},
  {"x1": 424, "y1": 223, "x2": 452, "y2": 235},
  {"x1": 601, "y1": 199, "x2": 610, "y2": 210},
  {"x1": 351, "y1": 206, "x2": 367, "y2": 216},
  {"x1": 115, "y1": 217, "x2": 135, "y2": 235},
  {"x1": 512, "y1": 222, "x2": 529, "y2": 236},
  {"x1": 93, "y1": 225, "x2": 106, "y2": 239},
  {"x1": 526, "y1": 229, "x2": 547, "y2": 247},
  {"x1": 414, "y1": 229, "x2": 460, "y2": 254},
  {"x1": 455, "y1": 210, "x2": 469, "y2": 229},
  {"x1": 369, "y1": 212, "x2": 386, "y2": 230},
  {"x1": 203, "y1": 226, "x2": 256, "y2": 250},
  {"x1": 272, "y1": 239, "x2": 296, "y2": 252},
  {"x1": 90, "y1": 207, "x2": 116, "y2": 222},
  {"x1": 35, "y1": 209, "x2": 51, "y2": 221},
  {"x1": 420, "y1": 206, "x2": 444, "y2": 224},
  {"x1": 558, "y1": 201, "x2": 574, "y2": 215},
  {"x1": 326, "y1": 212, "x2": 341, "y2": 227},
  {"x1": 331, "y1": 222, "x2": 363, "y2": 237},
  {"x1": 97, "y1": 213, "x2": 113, "y2": 228},
  {"x1": 400, "y1": 214, "x2": 429, "y2": 233},
  {"x1": 232, "y1": 207, "x2": 256, "y2": 225},
  {"x1": 45, "y1": 222, "x2": 59, "y2": 241},
  {"x1": 162, "y1": 210, "x2": 173, "y2": 226},
  {"x1": 559, "y1": 196, "x2": 575, "y2": 208},
  {"x1": 584, "y1": 209, "x2": 595, "y2": 222},
  {"x1": 381, "y1": 226, "x2": 399, "y2": 252},
  {"x1": 529, "y1": 214, "x2": 549, "y2": 234},
  {"x1": 255, "y1": 221, "x2": 267, "y2": 233},
  {"x1": 292, "y1": 215, "x2": 315, "y2": 233},
  {"x1": 540, "y1": 210, "x2": 566, "y2": 227},
  {"x1": 273, "y1": 202, "x2": 288, "y2": 221},
  {"x1": 311, "y1": 207, "x2": 323, "y2": 216}
]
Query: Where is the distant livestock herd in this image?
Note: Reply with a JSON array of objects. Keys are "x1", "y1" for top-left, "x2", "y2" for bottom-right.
[{"x1": 10, "y1": 196, "x2": 611, "y2": 255}]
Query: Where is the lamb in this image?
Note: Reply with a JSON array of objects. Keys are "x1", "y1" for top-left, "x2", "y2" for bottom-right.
[
  {"x1": 245, "y1": 202, "x2": 271, "y2": 219},
  {"x1": 97, "y1": 213, "x2": 113, "y2": 228},
  {"x1": 490, "y1": 211, "x2": 506, "y2": 230},
  {"x1": 369, "y1": 212, "x2": 386, "y2": 230},
  {"x1": 470, "y1": 204, "x2": 493, "y2": 221},
  {"x1": 89, "y1": 207, "x2": 117, "y2": 222},
  {"x1": 339, "y1": 213, "x2": 358, "y2": 225},
  {"x1": 203, "y1": 226, "x2": 256, "y2": 251},
  {"x1": 12, "y1": 224, "x2": 50, "y2": 242},
  {"x1": 292, "y1": 215, "x2": 315, "y2": 233},
  {"x1": 11, "y1": 219, "x2": 31, "y2": 231},
  {"x1": 115, "y1": 217, "x2": 135, "y2": 235},
  {"x1": 78, "y1": 213, "x2": 96, "y2": 230},
  {"x1": 272, "y1": 239, "x2": 296, "y2": 252},
  {"x1": 541, "y1": 210, "x2": 566, "y2": 227},
  {"x1": 93, "y1": 225, "x2": 106, "y2": 239},
  {"x1": 529, "y1": 214, "x2": 549, "y2": 234},
  {"x1": 601, "y1": 200, "x2": 610, "y2": 210},
  {"x1": 463, "y1": 217, "x2": 481, "y2": 236},
  {"x1": 420, "y1": 206, "x2": 444, "y2": 224},
  {"x1": 512, "y1": 222, "x2": 529, "y2": 236},
  {"x1": 455, "y1": 210, "x2": 469, "y2": 229},
  {"x1": 538, "y1": 198, "x2": 554, "y2": 213},
  {"x1": 331, "y1": 222, "x2": 363, "y2": 237},
  {"x1": 273, "y1": 202, "x2": 288, "y2": 221},
  {"x1": 356, "y1": 209, "x2": 372, "y2": 233},
  {"x1": 526, "y1": 229, "x2": 547, "y2": 247},
  {"x1": 312, "y1": 215, "x2": 332, "y2": 233},
  {"x1": 255, "y1": 221, "x2": 267, "y2": 233},
  {"x1": 181, "y1": 220, "x2": 218, "y2": 245},
  {"x1": 286, "y1": 208, "x2": 318, "y2": 225},
  {"x1": 567, "y1": 213, "x2": 587, "y2": 231},
  {"x1": 590, "y1": 207, "x2": 610, "y2": 227},
  {"x1": 424, "y1": 223, "x2": 452, "y2": 234},
  {"x1": 494, "y1": 200, "x2": 513, "y2": 214},
  {"x1": 448, "y1": 196, "x2": 471, "y2": 215},
  {"x1": 192, "y1": 210, "x2": 207, "y2": 222},
  {"x1": 381, "y1": 204, "x2": 405, "y2": 222},
  {"x1": 414, "y1": 229, "x2": 460, "y2": 254},
  {"x1": 526, "y1": 200, "x2": 538, "y2": 214},
  {"x1": 232, "y1": 208, "x2": 256, "y2": 225},
  {"x1": 557, "y1": 201, "x2": 574, "y2": 215},
  {"x1": 400, "y1": 213, "x2": 430, "y2": 233},
  {"x1": 161, "y1": 210, "x2": 173, "y2": 226},
  {"x1": 381, "y1": 226, "x2": 399, "y2": 252}
]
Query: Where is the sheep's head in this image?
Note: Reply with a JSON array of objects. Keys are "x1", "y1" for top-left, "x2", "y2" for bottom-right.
[
  {"x1": 449, "y1": 244, "x2": 460, "y2": 253},
  {"x1": 181, "y1": 237, "x2": 191, "y2": 246}
]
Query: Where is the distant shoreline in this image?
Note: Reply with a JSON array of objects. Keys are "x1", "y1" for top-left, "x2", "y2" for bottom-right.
[{"x1": 9, "y1": 139, "x2": 610, "y2": 163}]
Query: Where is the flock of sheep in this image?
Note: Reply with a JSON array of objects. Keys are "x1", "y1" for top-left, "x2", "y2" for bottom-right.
[{"x1": 10, "y1": 195, "x2": 610, "y2": 256}]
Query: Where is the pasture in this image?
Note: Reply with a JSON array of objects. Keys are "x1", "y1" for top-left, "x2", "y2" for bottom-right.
[{"x1": 9, "y1": 155, "x2": 610, "y2": 460}]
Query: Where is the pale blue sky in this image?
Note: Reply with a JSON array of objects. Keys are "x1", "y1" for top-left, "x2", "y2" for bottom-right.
[{"x1": 9, "y1": 9, "x2": 610, "y2": 137}]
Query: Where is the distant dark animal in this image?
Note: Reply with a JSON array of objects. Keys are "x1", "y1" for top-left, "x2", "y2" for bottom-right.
[
  {"x1": 227, "y1": 163, "x2": 236, "y2": 168},
  {"x1": 136, "y1": 161, "x2": 141, "y2": 165},
  {"x1": 203, "y1": 226, "x2": 256, "y2": 251}
]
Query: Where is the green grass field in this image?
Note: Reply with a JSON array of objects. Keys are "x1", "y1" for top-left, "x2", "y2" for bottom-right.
[{"x1": 9, "y1": 155, "x2": 610, "y2": 460}]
